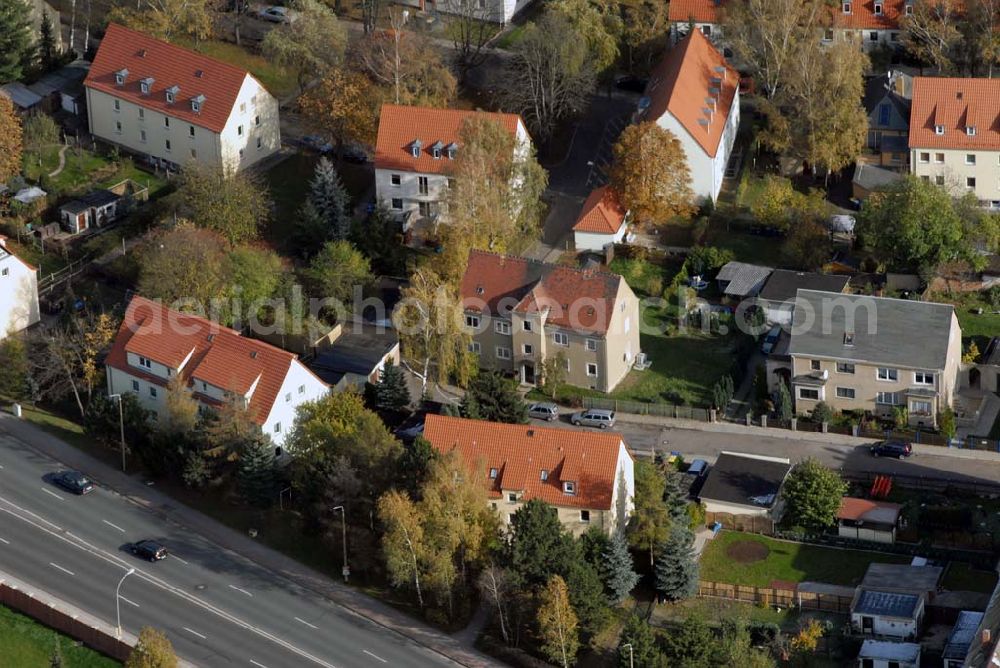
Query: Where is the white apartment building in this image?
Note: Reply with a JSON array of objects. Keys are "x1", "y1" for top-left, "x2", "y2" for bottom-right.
[
  {"x1": 105, "y1": 296, "x2": 328, "y2": 449},
  {"x1": 0, "y1": 236, "x2": 40, "y2": 339},
  {"x1": 84, "y1": 23, "x2": 280, "y2": 175},
  {"x1": 909, "y1": 77, "x2": 1000, "y2": 209},
  {"x1": 637, "y1": 29, "x2": 740, "y2": 203},
  {"x1": 374, "y1": 104, "x2": 531, "y2": 224}
]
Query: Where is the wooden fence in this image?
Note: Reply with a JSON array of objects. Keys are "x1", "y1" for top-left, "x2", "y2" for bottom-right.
[
  {"x1": 0, "y1": 581, "x2": 132, "y2": 661},
  {"x1": 705, "y1": 512, "x2": 775, "y2": 535},
  {"x1": 697, "y1": 580, "x2": 854, "y2": 614}
]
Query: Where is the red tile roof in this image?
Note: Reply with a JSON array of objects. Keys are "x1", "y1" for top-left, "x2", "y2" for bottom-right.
[
  {"x1": 460, "y1": 250, "x2": 628, "y2": 335},
  {"x1": 422, "y1": 414, "x2": 629, "y2": 510},
  {"x1": 668, "y1": 0, "x2": 912, "y2": 29},
  {"x1": 641, "y1": 29, "x2": 739, "y2": 157},
  {"x1": 909, "y1": 77, "x2": 1000, "y2": 151},
  {"x1": 837, "y1": 497, "x2": 903, "y2": 521},
  {"x1": 84, "y1": 23, "x2": 254, "y2": 134},
  {"x1": 374, "y1": 104, "x2": 524, "y2": 175},
  {"x1": 573, "y1": 186, "x2": 629, "y2": 234},
  {"x1": 106, "y1": 296, "x2": 325, "y2": 424}
]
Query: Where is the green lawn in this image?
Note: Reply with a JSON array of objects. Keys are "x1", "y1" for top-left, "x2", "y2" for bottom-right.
[
  {"x1": 699, "y1": 532, "x2": 911, "y2": 587},
  {"x1": 705, "y1": 217, "x2": 785, "y2": 267},
  {"x1": 495, "y1": 24, "x2": 527, "y2": 49},
  {"x1": 175, "y1": 39, "x2": 297, "y2": 100},
  {"x1": 23, "y1": 147, "x2": 169, "y2": 199},
  {"x1": 944, "y1": 291, "x2": 1000, "y2": 350},
  {"x1": 942, "y1": 562, "x2": 999, "y2": 594},
  {"x1": 0, "y1": 604, "x2": 120, "y2": 667}
]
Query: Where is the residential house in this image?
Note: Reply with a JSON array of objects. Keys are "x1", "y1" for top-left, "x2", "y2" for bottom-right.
[
  {"x1": 837, "y1": 497, "x2": 902, "y2": 544},
  {"x1": 0, "y1": 236, "x2": 41, "y2": 339},
  {"x1": 857, "y1": 640, "x2": 921, "y2": 668},
  {"x1": 636, "y1": 29, "x2": 740, "y2": 203},
  {"x1": 757, "y1": 270, "x2": 850, "y2": 325},
  {"x1": 84, "y1": 24, "x2": 280, "y2": 174},
  {"x1": 668, "y1": 0, "x2": 913, "y2": 52},
  {"x1": 863, "y1": 72, "x2": 912, "y2": 166},
  {"x1": 374, "y1": 104, "x2": 531, "y2": 226},
  {"x1": 307, "y1": 324, "x2": 400, "y2": 392},
  {"x1": 853, "y1": 163, "x2": 905, "y2": 201},
  {"x1": 943, "y1": 610, "x2": 985, "y2": 668},
  {"x1": 787, "y1": 290, "x2": 962, "y2": 428},
  {"x1": 909, "y1": 77, "x2": 1000, "y2": 208},
  {"x1": 851, "y1": 589, "x2": 925, "y2": 639},
  {"x1": 697, "y1": 452, "x2": 791, "y2": 518},
  {"x1": 105, "y1": 296, "x2": 328, "y2": 449},
  {"x1": 716, "y1": 261, "x2": 772, "y2": 300},
  {"x1": 573, "y1": 186, "x2": 630, "y2": 252},
  {"x1": 459, "y1": 250, "x2": 641, "y2": 392},
  {"x1": 421, "y1": 414, "x2": 635, "y2": 536}
]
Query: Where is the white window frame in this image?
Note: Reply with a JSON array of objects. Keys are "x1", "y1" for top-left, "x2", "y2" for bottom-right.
[
  {"x1": 507, "y1": 492, "x2": 517, "y2": 503},
  {"x1": 797, "y1": 387, "x2": 821, "y2": 401},
  {"x1": 391, "y1": 174, "x2": 401, "y2": 186},
  {"x1": 919, "y1": 152, "x2": 929, "y2": 163},
  {"x1": 465, "y1": 314, "x2": 480, "y2": 329},
  {"x1": 495, "y1": 321, "x2": 511, "y2": 335},
  {"x1": 580, "y1": 510, "x2": 590, "y2": 522},
  {"x1": 876, "y1": 367, "x2": 898, "y2": 382},
  {"x1": 909, "y1": 400, "x2": 932, "y2": 416},
  {"x1": 131, "y1": 379, "x2": 140, "y2": 392},
  {"x1": 496, "y1": 347, "x2": 512, "y2": 360},
  {"x1": 876, "y1": 391, "x2": 899, "y2": 405},
  {"x1": 935, "y1": 125, "x2": 945, "y2": 135},
  {"x1": 836, "y1": 362, "x2": 855, "y2": 374},
  {"x1": 553, "y1": 332, "x2": 569, "y2": 346},
  {"x1": 586, "y1": 363, "x2": 598, "y2": 377},
  {"x1": 149, "y1": 386, "x2": 158, "y2": 398},
  {"x1": 138, "y1": 356, "x2": 152, "y2": 369},
  {"x1": 914, "y1": 371, "x2": 934, "y2": 385},
  {"x1": 468, "y1": 341, "x2": 481, "y2": 354},
  {"x1": 563, "y1": 481, "x2": 575, "y2": 495},
  {"x1": 966, "y1": 154, "x2": 977, "y2": 165},
  {"x1": 522, "y1": 320, "x2": 532, "y2": 332},
  {"x1": 586, "y1": 339, "x2": 597, "y2": 351},
  {"x1": 523, "y1": 343, "x2": 533, "y2": 355},
  {"x1": 836, "y1": 387, "x2": 856, "y2": 399}
]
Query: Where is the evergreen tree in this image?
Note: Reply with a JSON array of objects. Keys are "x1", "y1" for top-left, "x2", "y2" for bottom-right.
[
  {"x1": 655, "y1": 526, "x2": 699, "y2": 602},
  {"x1": 565, "y1": 559, "x2": 610, "y2": 639},
  {"x1": 38, "y1": 10, "x2": 57, "y2": 71},
  {"x1": 776, "y1": 381, "x2": 793, "y2": 421},
  {"x1": 374, "y1": 359, "x2": 411, "y2": 412},
  {"x1": 506, "y1": 499, "x2": 577, "y2": 586},
  {"x1": 578, "y1": 525, "x2": 610, "y2": 570},
  {"x1": 309, "y1": 157, "x2": 351, "y2": 241},
  {"x1": 661, "y1": 615, "x2": 713, "y2": 666},
  {"x1": 460, "y1": 372, "x2": 528, "y2": 424},
  {"x1": 0, "y1": 335, "x2": 30, "y2": 400},
  {"x1": 398, "y1": 435, "x2": 438, "y2": 497},
  {"x1": 602, "y1": 532, "x2": 639, "y2": 604},
  {"x1": 662, "y1": 467, "x2": 689, "y2": 525},
  {"x1": 618, "y1": 614, "x2": 661, "y2": 668},
  {"x1": 0, "y1": 0, "x2": 35, "y2": 83},
  {"x1": 237, "y1": 433, "x2": 277, "y2": 508}
]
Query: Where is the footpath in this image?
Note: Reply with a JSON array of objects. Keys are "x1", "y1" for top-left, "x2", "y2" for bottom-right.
[{"x1": 0, "y1": 412, "x2": 500, "y2": 668}]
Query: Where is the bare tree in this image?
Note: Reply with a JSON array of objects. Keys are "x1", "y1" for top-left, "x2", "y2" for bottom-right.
[
  {"x1": 477, "y1": 565, "x2": 514, "y2": 645},
  {"x1": 361, "y1": 0, "x2": 379, "y2": 34},
  {"x1": 447, "y1": 0, "x2": 500, "y2": 82},
  {"x1": 901, "y1": 0, "x2": 962, "y2": 74}
]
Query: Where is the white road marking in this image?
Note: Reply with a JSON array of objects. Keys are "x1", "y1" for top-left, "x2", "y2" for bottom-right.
[
  {"x1": 171, "y1": 554, "x2": 189, "y2": 565},
  {"x1": 41, "y1": 488, "x2": 64, "y2": 501},
  {"x1": 0, "y1": 537, "x2": 9, "y2": 545},
  {"x1": 119, "y1": 595, "x2": 140, "y2": 608},
  {"x1": 250, "y1": 661, "x2": 270, "y2": 668},
  {"x1": 102, "y1": 519, "x2": 126, "y2": 533},
  {"x1": 294, "y1": 617, "x2": 319, "y2": 630},
  {"x1": 229, "y1": 584, "x2": 253, "y2": 597},
  {"x1": 49, "y1": 562, "x2": 75, "y2": 576},
  {"x1": 363, "y1": 650, "x2": 388, "y2": 663},
  {"x1": 183, "y1": 626, "x2": 207, "y2": 640}
]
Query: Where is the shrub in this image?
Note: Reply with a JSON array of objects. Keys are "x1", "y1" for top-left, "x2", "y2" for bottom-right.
[{"x1": 810, "y1": 401, "x2": 833, "y2": 424}]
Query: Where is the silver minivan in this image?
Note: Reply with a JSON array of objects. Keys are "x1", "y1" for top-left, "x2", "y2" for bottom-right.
[
  {"x1": 570, "y1": 409, "x2": 616, "y2": 429},
  {"x1": 528, "y1": 402, "x2": 560, "y2": 421}
]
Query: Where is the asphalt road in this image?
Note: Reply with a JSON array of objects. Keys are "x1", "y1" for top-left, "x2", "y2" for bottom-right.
[
  {"x1": 0, "y1": 434, "x2": 454, "y2": 668},
  {"x1": 529, "y1": 416, "x2": 1000, "y2": 485}
]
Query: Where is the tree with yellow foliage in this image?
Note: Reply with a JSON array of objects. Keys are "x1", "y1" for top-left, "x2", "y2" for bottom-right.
[
  {"x1": 108, "y1": 0, "x2": 213, "y2": 43},
  {"x1": 610, "y1": 122, "x2": 695, "y2": 227},
  {"x1": 0, "y1": 96, "x2": 22, "y2": 183},
  {"x1": 298, "y1": 67, "x2": 381, "y2": 163}
]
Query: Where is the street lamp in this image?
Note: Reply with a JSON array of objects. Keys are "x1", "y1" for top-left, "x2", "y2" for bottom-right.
[
  {"x1": 331, "y1": 506, "x2": 349, "y2": 583},
  {"x1": 108, "y1": 393, "x2": 126, "y2": 472},
  {"x1": 115, "y1": 568, "x2": 136, "y2": 639},
  {"x1": 621, "y1": 643, "x2": 633, "y2": 668}
]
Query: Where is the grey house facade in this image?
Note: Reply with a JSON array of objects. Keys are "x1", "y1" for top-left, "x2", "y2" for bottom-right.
[{"x1": 863, "y1": 73, "x2": 911, "y2": 168}]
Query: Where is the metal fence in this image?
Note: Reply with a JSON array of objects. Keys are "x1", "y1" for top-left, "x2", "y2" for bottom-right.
[{"x1": 581, "y1": 396, "x2": 710, "y2": 421}]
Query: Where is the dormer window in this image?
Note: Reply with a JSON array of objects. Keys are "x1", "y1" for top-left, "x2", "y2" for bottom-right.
[
  {"x1": 905, "y1": 3, "x2": 913, "y2": 13},
  {"x1": 410, "y1": 139, "x2": 422, "y2": 158},
  {"x1": 115, "y1": 68, "x2": 129, "y2": 86},
  {"x1": 430, "y1": 140, "x2": 444, "y2": 159},
  {"x1": 540, "y1": 469, "x2": 548, "y2": 481},
  {"x1": 489, "y1": 467, "x2": 498, "y2": 479},
  {"x1": 935, "y1": 125, "x2": 945, "y2": 135},
  {"x1": 191, "y1": 94, "x2": 206, "y2": 113},
  {"x1": 563, "y1": 481, "x2": 576, "y2": 495},
  {"x1": 446, "y1": 142, "x2": 457, "y2": 159},
  {"x1": 874, "y1": 2, "x2": 882, "y2": 14},
  {"x1": 165, "y1": 85, "x2": 179, "y2": 104},
  {"x1": 842, "y1": 1, "x2": 851, "y2": 13},
  {"x1": 967, "y1": 126, "x2": 977, "y2": 136}
]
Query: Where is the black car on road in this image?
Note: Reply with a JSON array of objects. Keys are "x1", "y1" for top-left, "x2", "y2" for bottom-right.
[
  {"x1": 870, "y1": 440, "x2": 912, "y2": 459},
  {"x1": 53, "y1": 470, "x2": 94, "y2": 495},
  {"x1": 126, "y1": 540, "x2": 168, "y2": 561}
]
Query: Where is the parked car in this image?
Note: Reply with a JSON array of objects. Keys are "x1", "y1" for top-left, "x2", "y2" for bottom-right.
[
  {"x1": 257, "y1": 6, "x2": 292, "y2": 22},
  {"x1": 53, "y1": 470, "x2": 94, "y2": 495},
  {"x1": 125, "y1": 539, "x2": 168, "y2": 562},
  {"x1": 870, "y1": 440, "x2": 912, "y2": 459},
  {"x1": 300, "y1": 135, "x2": 333, "y2": 154},
  {"x1": 528, "y1": 402, "x2": 559, "y2": 421},
  {"x1": 684, "y1": 459, "x2": 709, "y2": 498},
  {"x1": 761, "y1": 325, "x2": 781, "y2": 355},
  {"x1": 570, "y1": 409, "x2": 616, "y2": 429}
]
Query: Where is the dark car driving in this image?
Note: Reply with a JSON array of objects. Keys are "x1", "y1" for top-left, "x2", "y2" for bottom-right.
[
  {"x1": 870, "y1": 440, "x2": 912, "y2": 459},
  {"x1": 53, "y1": 470, "x2": 94, "y2": 495},
  {"x1": 126, "y1": 540, "x2": 168, "y2": 561}
]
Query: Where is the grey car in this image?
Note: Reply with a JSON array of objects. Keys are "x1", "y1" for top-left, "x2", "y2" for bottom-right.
[
  {"x1": 528, "y1": 402, "x2": 559, "y2": 421},
  {"x1": 570, "y1": 409, "x2": 616, "y2": 429}
]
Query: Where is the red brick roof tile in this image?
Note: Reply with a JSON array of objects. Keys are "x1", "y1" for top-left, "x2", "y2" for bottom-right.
[
  {"x1": 84, "y1": 23, "x2": 254, "y2": 134},
  {"x1": 423, "y1": 414, "x2": 628, "y2": 510},
  {"x1": 374, "y1": 104, "x2": 523, "y2": 175},
  {"x1": 573, "y1": 186, "x2": 629, "y2": 234},
  {"x1": 909, "y1": 77, "x2": 1000, "y2": 150},
  {"x1": 669, "y1": 0, "x2": 913, "y2": 29}
]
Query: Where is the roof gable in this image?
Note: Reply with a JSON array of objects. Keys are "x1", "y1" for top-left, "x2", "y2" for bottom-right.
[
  {"x1": 84, "y1": 23, "x2": 254, "y2": 133},
  {"x1": 573, "y1": 186, "x2": 629, "y2": 234},
  {"x1": 909, "y1": 77, "x2": 1000, "y2": 150},
  {"x1": 422, "y1": 414, "x2": 628, "y2": 510},
  {"x1": 641, "y1": 30, "x2": 739, "y2": 157}
]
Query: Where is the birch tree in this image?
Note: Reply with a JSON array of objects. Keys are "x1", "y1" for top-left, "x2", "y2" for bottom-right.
[
  {"x1": 260, "y1": 0, "x2": 347, "y2": 93},
  {"x1": 378, "y1": 490, "x2": 426, "y2": 607},
  {"x1": 477, "y1": 565, "x2": 515, "y2": 645},
  {"x1": 901, "y1": 0, "x2": 962, "y2": 73},
  {"x1": 537, "y1": 576, "x2": 579, "y2": 668}
]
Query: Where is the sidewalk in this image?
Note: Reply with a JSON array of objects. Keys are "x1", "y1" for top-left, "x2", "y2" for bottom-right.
[{"x1": 0, "y1": 412, "x2": 501, "y2": 668}]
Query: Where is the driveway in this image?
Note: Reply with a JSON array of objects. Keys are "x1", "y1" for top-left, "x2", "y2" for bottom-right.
[{"x1": 523, "y1": 192, "x2": 586, "y2": 262}]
